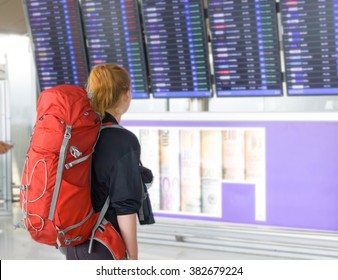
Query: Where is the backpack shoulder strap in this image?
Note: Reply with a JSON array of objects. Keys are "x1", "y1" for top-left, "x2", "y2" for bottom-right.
[
  {"x1": 88, "y1": 122, "x2": 124, "y2": 253},
  {"x1": 101, "y1": 122, "x2": 123, "y2": 130},
  {"x1": 88, "y1": 196, "x2": 110, "y2": 253}
]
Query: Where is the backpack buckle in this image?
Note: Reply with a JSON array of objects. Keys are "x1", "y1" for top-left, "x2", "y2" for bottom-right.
[
  {"x1": 70, "y1": 146, "x2": 82, "y2": 158},
  {"x1": 64, "y1": 236, "x2": 82, "y2": 245},
  {"x1": 20, "y1": 185, "x2": 28, "y2": 190},
  {"x1": 64, "y1": 125, "x2": 72, "y2": 140}
]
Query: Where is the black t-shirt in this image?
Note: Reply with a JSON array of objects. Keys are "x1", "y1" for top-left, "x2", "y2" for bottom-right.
[{"x1": 91, "y1": 112, "x2": 142, "y2": 233}]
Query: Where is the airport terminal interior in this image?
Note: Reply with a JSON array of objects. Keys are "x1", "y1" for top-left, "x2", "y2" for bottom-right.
[{"x1": 1, "y1": 0, "x2": 338, "y2": 260}]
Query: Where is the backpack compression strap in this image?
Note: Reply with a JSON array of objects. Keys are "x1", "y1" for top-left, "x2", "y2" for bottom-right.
[{"x1": 49, "y1": 125, "x2": 72, "y2": 220}]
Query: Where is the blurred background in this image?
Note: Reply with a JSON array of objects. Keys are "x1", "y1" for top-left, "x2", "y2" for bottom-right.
[{"x1": 1, "y1": 0, "x2": 338, "y2": 260}]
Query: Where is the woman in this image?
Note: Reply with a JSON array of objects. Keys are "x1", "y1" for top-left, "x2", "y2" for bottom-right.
[{"x1": 66, "y1": 64, "x2": 143, "y2": 260}]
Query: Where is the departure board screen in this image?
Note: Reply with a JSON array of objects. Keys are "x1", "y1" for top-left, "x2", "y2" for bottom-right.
[
  {"x1": 208, "y1": 0, "x2": 282, "y2": 97},
  {"x1": 24, "y1": 0, "x2": 88, "y2": 91},
  {"x1": 141, "y1": 0, "x2": 211, "y2": 98},
  {"x1": 281, "y1": 0, "x2": 338, "y2": 96},
  {"x1": 81, "y1": 0, "x2": 149, "y2": 99}
]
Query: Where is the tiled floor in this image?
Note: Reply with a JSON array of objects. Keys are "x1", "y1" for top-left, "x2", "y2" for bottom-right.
[{"x1": 0, "y1": 203, "x2": 285, "y2": 260}]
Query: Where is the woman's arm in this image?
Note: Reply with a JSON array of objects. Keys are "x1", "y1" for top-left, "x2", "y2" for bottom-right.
[{"x1": 117, "y1": 213, "x2": 138, "y2": 260}]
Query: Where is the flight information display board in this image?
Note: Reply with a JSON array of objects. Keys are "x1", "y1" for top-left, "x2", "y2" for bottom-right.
[
  {"x1": 81, "y1": 0, "x2": 149, "y2": 99},
  {"x1": 24, "y1": 0, "x2": 88, "y2": 91},
  {"x1": 281, "y1": 0, "x2": 338, "y2": 96},
  {"x1": 208, "y1": 0, "x2": 282, "y2": 97},
  {"x1": 141, "y1": 0, "x2": 211, "y2": 98}
]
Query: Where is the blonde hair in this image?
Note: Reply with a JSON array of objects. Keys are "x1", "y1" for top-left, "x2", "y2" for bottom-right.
[{"x1": 86, "y1": 64, "x2": 130, "y2": 118}]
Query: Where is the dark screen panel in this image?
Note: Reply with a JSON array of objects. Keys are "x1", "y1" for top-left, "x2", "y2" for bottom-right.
[
  {"x1": 24, "y1": 0, "x2": 88, "y2": 91},
  {"x1": 141, "y1": 0, "x2": 211, "y2": 98},
  {"x1": 80, "y1": 0, "x2": 149, "y2": 99},
  {"x1": 208, "y1": 0, "x2": 282, "y2": 97},
  {"x1": 281, "y1": 0, "x2": 338, "y2": 96}
]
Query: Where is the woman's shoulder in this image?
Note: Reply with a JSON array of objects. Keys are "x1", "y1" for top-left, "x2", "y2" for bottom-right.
[{"x1": 101, "y1": 126, "x2": 139, "y2": 148}]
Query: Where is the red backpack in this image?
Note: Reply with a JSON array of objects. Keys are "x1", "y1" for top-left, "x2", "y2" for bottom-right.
[{"x1": 19, "y1": 84, "x2": 101, "y2": 248}]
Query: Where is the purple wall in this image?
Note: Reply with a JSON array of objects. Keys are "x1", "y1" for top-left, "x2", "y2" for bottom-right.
[
  {"x1": 266, "y1": 122, "x2": 338, "y2": 231},
  {"x1": 123, "y1": 120, "x2": 338, "y2": 232}
]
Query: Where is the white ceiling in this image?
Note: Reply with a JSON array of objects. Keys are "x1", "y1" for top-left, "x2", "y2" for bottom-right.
[{"x1": 0, "y1": 0, "x2": 27, "y2": 35}]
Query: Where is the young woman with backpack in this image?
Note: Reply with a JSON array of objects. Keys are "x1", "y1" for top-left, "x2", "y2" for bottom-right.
[{"x1": 66, "y1": 64, "x2": 143, "y2": 260}]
